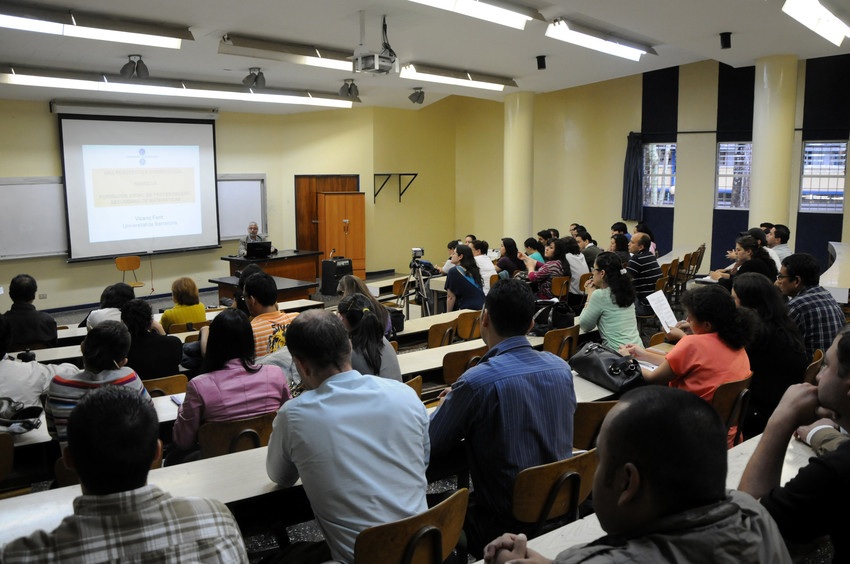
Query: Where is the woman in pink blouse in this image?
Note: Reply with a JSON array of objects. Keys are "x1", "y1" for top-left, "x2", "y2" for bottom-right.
[{"x1": 170, "y1": 309, "x2": 291, "y2": 461}]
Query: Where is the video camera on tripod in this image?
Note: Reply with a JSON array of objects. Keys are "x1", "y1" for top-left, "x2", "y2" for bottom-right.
[{"x1": 398, "y1": 247, "x2": 437, "y2": 317}]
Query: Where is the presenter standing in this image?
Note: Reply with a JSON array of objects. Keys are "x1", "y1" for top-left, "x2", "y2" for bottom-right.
[{"x1": 237, "y1": 221, "x2": 275, "y2": 256}]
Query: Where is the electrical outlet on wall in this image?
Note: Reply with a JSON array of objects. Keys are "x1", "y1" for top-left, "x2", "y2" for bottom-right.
[{"x1": 38, "y1": 293, "x2": 47, "y2": 299}]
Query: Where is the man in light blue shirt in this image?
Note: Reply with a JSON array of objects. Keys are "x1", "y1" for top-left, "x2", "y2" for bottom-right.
[{"x1": 266, "y1": 310, "x2": 429, "y2": 564}]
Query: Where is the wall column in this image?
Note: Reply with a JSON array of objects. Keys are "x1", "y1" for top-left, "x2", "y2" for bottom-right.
[
  {"x1": 749, "y1": 55, "x2": 798, "y2": 226},
  {"x1": 503, "y1": 92, "x2": 534, "y2": 238}
]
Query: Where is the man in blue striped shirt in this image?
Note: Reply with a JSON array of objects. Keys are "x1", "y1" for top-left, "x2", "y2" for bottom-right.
[{"x1": 429, "y1": 278, "x2": 576, "y2": 558}]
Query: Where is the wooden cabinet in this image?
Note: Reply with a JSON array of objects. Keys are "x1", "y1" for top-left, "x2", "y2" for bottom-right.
[{"x1": 317, "y1": 192, "x2": 365, "y2": 278}]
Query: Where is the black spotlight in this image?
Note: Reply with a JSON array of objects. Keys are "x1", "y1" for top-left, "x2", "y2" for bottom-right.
[
  {"x1": 119, "y1": 55, "x2": 148, "y2": 79},
  {"x1": 720, "y1": 32, "x2": 732, "y2": 50},
  {"x1": 242, "y1": 67, "x2": 265, "y2": 88},
  {"x1": 408, "y1": 87, "x2": 424, "y2": 105}
]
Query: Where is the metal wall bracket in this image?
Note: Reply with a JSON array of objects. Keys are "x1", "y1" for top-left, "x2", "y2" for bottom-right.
[{"x1": 374, "y1": 173, "x2": 418, "y2": 202}]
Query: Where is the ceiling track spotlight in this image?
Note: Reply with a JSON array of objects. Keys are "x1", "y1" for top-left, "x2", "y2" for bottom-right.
[
  {"x1": 339, "y1": 78, "x2": 359, "y2": 98},
  {"x1": 242, "y1": 67, "x2": 265, "y2": 89},
  {"x1": 119, "y1": 55, "x2": 148, "y2": 79},
  {"x1": 408, "y1": 87, "x2": 425, "y2": 105}
]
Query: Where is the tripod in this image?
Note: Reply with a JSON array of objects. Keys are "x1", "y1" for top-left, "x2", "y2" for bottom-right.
[{"x1": 398, "y1": 260, "x2": 432, "y2": 319}]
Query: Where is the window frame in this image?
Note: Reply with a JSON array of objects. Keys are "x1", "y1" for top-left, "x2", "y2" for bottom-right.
[
  {"x1": 798, "y1": 140, "x2": 847, "y2": 214},
  {"x1": 642, "y1": 142, "x2": 676, "y2": 207}
]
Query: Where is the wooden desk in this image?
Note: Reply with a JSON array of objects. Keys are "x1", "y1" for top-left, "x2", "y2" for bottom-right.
[
  {"x1": 822, "y1": 241, "x2": 850, "y2": 304},
  {"x1": 56, "y1": 326, "x2": 88, "y2": 346},
  {"x1": 209, "y1": 275, "x2": 318, "y2": 302},
  {"x1": 394, "y1": 309, "x2": 474, "y2": 345},
  {"x1": 221, "y1": 249, "x2": 321, "y2": 281},
  {"x1": 365, "y1": 275, "x2": 409, "y2": 298}
]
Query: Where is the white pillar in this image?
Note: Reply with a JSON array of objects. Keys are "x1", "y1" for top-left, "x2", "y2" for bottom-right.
[{"x1": 503, "y1": 92, "x2": 534, "y2": 238}]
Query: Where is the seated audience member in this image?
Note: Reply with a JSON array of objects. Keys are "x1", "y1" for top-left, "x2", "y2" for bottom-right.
[
  {"x1": 337, "y1": 274, "x2": 392, "y2": 336},
  {"x1": 548, "y1": 227, "x2": 560, "y2": 238},
  {"x1": 337, "y1": 294, "x2": 401, "y2": 381},
  {"x1": 84, "y1": 283, "x2": 135, "y2": 330},
  {"x1": 159, "y1": 277, "x2": 207, "y2": 333},
  {"x1": 266, "y1": 310, "x2": 429, "y2": 563},
  {"x1": 232, "y1": 264, "x2": 264, "y2": 315},
  {"x1": 609, "y1": 233, "x2": 631, "y2": 267},
  {"x1": 441, "y1": 239, "x2": 460, "y2": 274},
  {"x1": 536, "y1": 229, "x2": 552, "y2": 245},
  {"x1": 445, "y1": 244, "x2": 485, "y2": 312},
  {"x1": 245, "y1": 272, "x2": 299, "y2": 358},
  {"x1": 767, "y1": 224, "x2": 793, "y2": 262},
  {"x1": 0, "y1": 387, "x2": 248, "y2": 563},
  {"x1": 568, "y1": 223, "x2": 583, "y2": 237},
  {"x1": 611, "y1": 221, "x2": 631, "y2": 241},
  {"x1": 575, "y1": 230, "x2": 600, "y2": 270},
  {"x1": 711, "y1": 234, "x2": 777, "y2": 290},
  {"x1": 578, "y1": 252, "x2": 641, "y2": 349},
  {"x1": 739, "y1": 327, "x2": 850, "y2": 562},
  {"x1": 725, "y1": 227, "x2": 780, "y2": 272},
  {"x1": 121, "y1": 299, "x2": 182, "y2": 380},
  {"x1": 464, "y1": 233, "x2": 477, "y2": 246},
  {"x1": 4, "y1": 274, "x2": 58, "y2": 349},
  {"x1": 171, "y1": 309, "x2": 290, "y2": 460},
  {"x1": 563, "y1": 236, "x2": 590, "y2": 302},
  {"x1": 520, "y1": 237, "x2": 569, "y2": 300},
  {"x1": 496, "y1": 237, "x2": 526, "y2": 275},
  {"x1": 0, "y1": 315, "x2": 77, "y2": 408},
  {"x1": 430, "y1": 279, "x2": 576, "y2": 557},
  {"x1": 760, "y1": 221, "x2": 775, "y2": 233},
  {"x1": 45, "y1": 320, "x2": 151, "y2": 444},
  {"x1": 634, "y1": 221, "x2": 657, "y2": 255},
  {"x1": 775, "y1": 253, "x2": 845, "y2": 362},
  {"x1": 732, "y1": 273, "x2": 807, "y2": 438},
  {"x1": 484, "y1": 387, "x2": 791, "y2": 564},
  {"x1": 626, "y1": 232, "x2": 662, "y2": 315},
  {"x1": 523, "y1": 237, "x2": 545, "y2": 264},
  {"x1": 472, "y1": 240, "x2": 498, "y2": 294}
]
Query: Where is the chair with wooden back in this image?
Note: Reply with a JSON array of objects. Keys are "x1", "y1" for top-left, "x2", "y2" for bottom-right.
[
  {"x1": 142, "y1": 374, "x2": 188, "y2": 398},
  {"x1": 0, "y1": 433, "x2": 31, "y2": 499},
  {"x1": 573, "y1": 402, "x2": 618, "y2": 451},
  {"x1": 115, "y1": 255, "x2": 144, "y2": 288},
  {"x1": 648, "y1": 331, "x2": 667, "y2": 347},
  {"x1": 197, "y1": 412, "x2": 277, "y2": 459},
  {"x1": 665, "y1": 258, "x2": 680, "y2": 302},
  {"x1": 427, "y1": 320, "x2": 457, "y2": 349},
  {"x1": 675, "y1": 253, "x2": 693, "y2": 297},
  {"x1": 354, "y1": 488, "x2": 469, "y2": 564},
  {"x1": 542, "y1": 325, "x2": 580, "y2": 361},
  {"x1": 455, "y1": 311, "x2": 481, "y2": 341},
  {"x1": 390, "y1": 340, "x2": 399, "y2": 353},
  {"x1": 711, "y1": 374, "x2": 753, "y2": 446},
  {"x1": 166, "y1": 320, "x2": 211, "y2": 334},
  {"x1": 551, "y1": 276, "x2": 571, "y2": 300},
  {"x1": 404, "y1": 375, "x2": 423, "y2": 397},
  {"x1": 442, "y1": 345, "x2": 488, "y2": 386},
  {"x1": 804, "y1": 349, "x2": 824, "y2": 385},
  {"x1": 512, "y1": 449, "x2": 598, "y2": 539},
  {"x1": 490, "y1": 274, "x2": 501, "y2": 290},
  {"x1": 691, "y1": 244, "x2": 706, "y2": 276},
  {"x1": 576, "y1": 272, "x2": 592, "y2": 307}
]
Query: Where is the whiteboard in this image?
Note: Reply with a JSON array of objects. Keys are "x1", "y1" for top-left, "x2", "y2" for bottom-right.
[{"x1": 217, "y1": 175, "x2": 267, "y2": 240}]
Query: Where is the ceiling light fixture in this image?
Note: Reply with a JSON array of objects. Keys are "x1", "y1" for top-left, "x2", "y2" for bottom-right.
[
  {"x1": 782, "y1": 0, "x2": 850, "y2": 46},
  {"x1": 399, "y1": 63, "x2": 517, "y2": 91},
  {"x1": 409, "y1": 0, "x2": 537, "y2": 30},
  {"x1": 242, "y1": 67, "x2": 266, "y2": 89},
  {"x1": 119, "y1": 55, "x2": 149, "y2": 79},
  {"x1": 545, "y1": 19, "x2": 655, "y2": 61},
  {"x1": 0, "y1": 64, "x2": 354, "y2": 109},
  {"x1": 339, "y1": 79, "x2": 359, "y2": 98},
  {"x1": 408, "y1": 87, "x2": 425, "y2": 104},
  {"x1": 219, "y1": 34, "x2": 352, "y2": 71},
  {"x1": 0, "y1": 2, "x2": 192, "y2": 49}
]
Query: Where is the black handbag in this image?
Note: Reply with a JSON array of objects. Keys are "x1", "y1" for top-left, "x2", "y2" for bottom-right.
[
  {"x1": 529, "y1": 300, "x2": 575, "y2": 336},
  {"x1": 568, "y1": 342, "x2": 644, "y2": 393}
]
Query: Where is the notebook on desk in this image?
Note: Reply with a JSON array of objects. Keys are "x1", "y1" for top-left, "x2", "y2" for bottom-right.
[{"x1": 246, "y1": 241, "x2": 272, "y2": 258}]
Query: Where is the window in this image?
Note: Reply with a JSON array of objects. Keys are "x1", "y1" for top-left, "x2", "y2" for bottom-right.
[
  {"x1": 715, "y1": 142, "x2": 752, "y2": 209},
  {"x1": 800, "y1": 141, "x2": 846, "y2": 213},
  {"x1": 643, "y1": 143, "x2": 676, "y2": 207}
]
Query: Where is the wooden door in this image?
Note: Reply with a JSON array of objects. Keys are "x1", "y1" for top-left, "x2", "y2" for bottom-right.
[
  {"x1": 294, "y1": 175, "x2": 358, "y2": 251},
  {"x1": 317, "y1": 192, "x2": 366, "y2": 278}
]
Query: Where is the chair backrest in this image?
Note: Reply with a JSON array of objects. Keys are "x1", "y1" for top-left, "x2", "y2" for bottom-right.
[
  {"x1": 166, "y1": 320, "x2": 211, "y2": 334},
  {"x1": 142, "y1": 374, "x2": 188, "y2": 397},
  {"x1": 691, "y1": 244, "x2": 706, "y2": 274},
  {"x1": 354, "y1": 488, "x2": 469, "y2": 564},
  {"x1": 573, "y1": 401, "x2": 618, "y2": 451},
  {"x1": 455, "y1": 311, "x2": 481, "y2": 341},
  {"x1": 427, "y1": 320, "x2": 457, "y2": 349},
  {"x1": 0, "y1": 433, "x2": 13, "y2": 482},
  {"x1": 654, "y1": 276, "x2": 668, "y2": 292},
  {"x1": 197, "y1": 412, "x2": 277, "y2": 459},
  {"x1": 405, "y1": 375, "x2": 423, "y2": 397},
  {"x1": 804, "y1": 349, "x2": 824, "y2": 385},
  {"x1": 115, "y1": 255, "x2": 141, "y2": 272},
  {"x1": 578, "y1": 272, "x2": 592, "y2": 293},
  {"x1": 648, "y1": 331, "x2": 667, "y2": 347},
  {"x1": 184, "y1": 333, "x2": 200, "y2": 344},
  {"x1": 660, "y1": 263, "x2": 670, "y2": 278},
  {"x1": 390, "y1": 340, "x2": 399, "y2": 353},
  {"x1": 711, "y1": 374, "x2": 752, "y2": 445},
  {"x1": 542, "y1": 325, "x2": 580, "y2": 361},
  {"x1": 677, "y1": 253, "x2": 693, "y2": 283},
  {"x1": 551, "y1": 276, "x2": 571, "y2": 300},
  {"x1": 442, "y1": 345, "x2": 488, "y2": 386},
  {"x1": 490, "y1": 274, "x2": 501, "y2": 289},
  {"x1": 512, "y1": 449, "x2": 598, "y2": 538}
]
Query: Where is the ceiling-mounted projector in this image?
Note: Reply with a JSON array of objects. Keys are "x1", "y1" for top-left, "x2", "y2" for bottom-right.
[{"x1": 354, "y1": 53, "x2": 398, "y2": 74}]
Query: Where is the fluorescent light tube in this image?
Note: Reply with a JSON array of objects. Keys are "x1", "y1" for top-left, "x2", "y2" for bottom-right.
[
  {"x1": 400, "y1": 63, "x2": 515, "y2": 91},
  {"x1": 62, "y1": 25, "x2": 183, "y2": 49},
  {"x1": 545, "y1": 19, "x2": 649, "y2": 61},
  {"x1": 409, "y1": 0, "x2": 533, "y2": 30},
  {"x1": 219, "y1": 35, "x2": 353, "y2": 71},
  {"x1": 782, "y1": 0, "x2": 850, "y2": 46}
]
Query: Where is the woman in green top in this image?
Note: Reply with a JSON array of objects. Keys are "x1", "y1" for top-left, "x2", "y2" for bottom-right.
[{"x1": 577, "y1": 251, "x2": 641, "y2": 349}]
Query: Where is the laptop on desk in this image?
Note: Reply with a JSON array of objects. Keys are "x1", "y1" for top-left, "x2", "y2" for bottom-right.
[{"x1": 246, "y1": 241, "x2": 272, "y2": 258}]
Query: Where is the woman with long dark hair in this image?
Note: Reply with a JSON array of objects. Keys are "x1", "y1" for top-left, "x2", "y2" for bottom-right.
[
  {"x1": 121, "y1": 299, "x2": 182, "y2": 380},
  {"x1": 609, "y1": 234, "x2": 631, "y2": 267},
  {"x1": 519, "y1": 237, "x2": 570, "y2": 300},
  {"x1": 495, "y1": 237, "x2": 525, "y2": 275},
  {"x1": 732, "y1": 272, "x2": 807, "y2": 437},
  {"x1": 338, "y1": 294, "x2": 401, "y2": 381},
  {"x1": 711, "y1": 234, "x2": 777, "y2": 290},
  {"x1": 337, "y1": 274, "x2": 392, "y2": 336},
  {"x1": 171, "y1": 309, "x2": 290, "y2": 457},
  {"x1": 577, "y1": 252, "x2": 641, "y2": 349},
  {"x1": 445, "y1": 244, "x2": 485, "y2": 311}
]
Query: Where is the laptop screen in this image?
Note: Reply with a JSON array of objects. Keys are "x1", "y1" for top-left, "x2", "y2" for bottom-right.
[{"x1": 246, "y1": 241, "x2": 272, "y2": 258}]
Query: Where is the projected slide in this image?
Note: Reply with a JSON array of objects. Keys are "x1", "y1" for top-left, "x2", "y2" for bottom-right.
[{"x1": 83, "y1": 145, "x2": 202, "y2": 242}]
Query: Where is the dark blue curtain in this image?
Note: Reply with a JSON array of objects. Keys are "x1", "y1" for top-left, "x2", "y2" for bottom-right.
[{"x1": 621, "y1": 132, "x2": 643, "y2": 221}]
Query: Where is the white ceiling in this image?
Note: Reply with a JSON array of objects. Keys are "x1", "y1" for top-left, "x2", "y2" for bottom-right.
[{"x1": 1, "y1": 0, "x2": 849, "y2": 115}]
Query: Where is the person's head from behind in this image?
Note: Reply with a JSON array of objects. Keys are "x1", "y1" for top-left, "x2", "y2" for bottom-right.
[
  {"x1": 610, "y1": 234, "x2": 628, "y2": 253},
  {"x1": 446, "y1": 239, "x2": 459, "y2": 254},
  {"x1": 745, "y1": 227, "x2": 768, "y2": 248},
  {"x1": 777, "y1": 253, "x2": 821, "y2": 298},
  {"x1": 65, "y1": 386, "x2": 159, "y2": 495},
  {"x1": 100, "y1": 283, "x2": 135, "y2": 309},
  {"x1": 593, "y1": 252, "x2": 635, "y2": 307},
  {"x1": 471, "y1": 239, "x2": 489, "y2": 256},
  {"x1": 482, "y1": 279, "x2": 534, "y2": 342},
  {"x1": 337, "y1": 294, "x2": 381, "y2": 336},
  {"x1": 0, "y1": 316, "x2": 10, "y2": 358},
  {"x1": 610, "y1": 221, "x2": 627, "y2": 235},
  {"x1": 681, "y1": 284, "x2": 750, "y2": 350},
  {"x1": 562, "y1": 236, "x2": 580, "y2": 255},
  {"x1": 548, "y1": 228, "x2": 560, "y2": 239},
  {"x1": 523, "y1": 237, "x2": 544, "y2": 256},
  {"x1": 594, "y1": 387, "x2": 727, "y2": 536},
  {"x1": 237, "y1": 264, "x2": 264, "y2": 290},
  {"x1": 81, "y1": 320, "x2": 131, "y2": 373},
  {"x1": 9, "y1": 274, "x2": 37, "y2": 303},
  {"x1": 817, "y1": 327, "x2": 850, "y2": 430},
  {"x1": 244, "y1": 272, "x2": 277, "y2": 309},
  {"x1": 634, "y1": 222, "x2": 654, "y2": 241},
  {"x1": 120, "y1": 299, "x2": 153, "y2": 338},
  {"x1": 732, "y1": 272, "x2": 786, "y2": 320},
  {"x1": 337, "y1": 274, "x2": 371, "y2": 298},
  {"x1": 285, "y1": 310, "x2": 351, "y2": 388},
  {"x1": 201, "y1": 308, "x2": 257, "y2": 373},
  {"x1": 171, "y1": 277, "x2": 200, "y2": 306}
]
